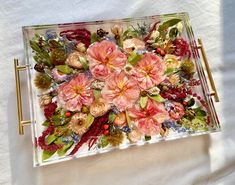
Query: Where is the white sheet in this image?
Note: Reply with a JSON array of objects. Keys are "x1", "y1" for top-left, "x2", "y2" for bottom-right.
[{"x1": 1, "y1": 0, "x2": 235, "y2": 184}]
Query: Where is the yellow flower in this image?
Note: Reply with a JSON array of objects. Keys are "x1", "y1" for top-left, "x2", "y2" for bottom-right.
[{"x1": 164, "y1": 54, "x2": 180, "y2": 69}]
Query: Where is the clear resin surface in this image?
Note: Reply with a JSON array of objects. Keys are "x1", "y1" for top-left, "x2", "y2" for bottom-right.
[{"x1": 22, "y1": 12, "x2": 220, "y2": 166}]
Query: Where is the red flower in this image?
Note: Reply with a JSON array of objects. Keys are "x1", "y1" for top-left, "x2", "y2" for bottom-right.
[
  {"x1": 44, "y1": 102, "x2": 57, "y2": 119},
  {"x1": 60, "y1": 29, "x2": 91, "y2": 47}
]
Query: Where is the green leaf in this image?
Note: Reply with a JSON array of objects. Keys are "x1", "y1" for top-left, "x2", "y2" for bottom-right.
[
  {"x1": 169, "y1": 27, "x2": 178, "y2": 40},
  {"x1": 30, "y1": 40, "x2": 42, "y2": 53},
  {"x1": 123, "y1": 28, "x2": 139, "y2": 40},
  {"x1": 42, "y1": 120, "x2": 50, "y2": 127},
  {"x1": 187, "y1": 98, "x2": 195, "y2": 107},
  {"x1": 45, "y1": 134, "x2": 57, "y2": 145},
  {"x1": 148, "y1": 94, "x2": 165, "y2": 102},
  {"x1": 164, "y1": 68, "x2": 175, "y2": 75},
  {"x1": 42, "y1": 150, "x2": 56, "y2": 161},
  {"x1": 158, "y1": 19, "x2": 182, "y2": 32},
  {"x1": 196, "y1": 109, "x2": 207, "y2": 117},
  {"x1": 93, "y1": 89, "x2": 101, "y2": 100},
  {"x1": 55, "y1": 65, "x2": 73, "y2": 74},
  {"x1": 57, "y1": 141, "x2": 74, "y2": 157},
  {"x1": 91, "y1": 33, "x2": 99, "y2": 43},
  {"x1": 79, "y1": 56, "x2": 89, "y2": 70},
  {"x1": 177, "y1": 22, "x2": 184, "y2": 33},
  {"x1": 145, "y1": 135, "x2": 151, "y2": 141},
  {"x1": 54, "y1": 137, "x2": 64, "y2": 145},
  {"x1": 128, "y1": 51, "x2": 142, "y2": 66},
  {"x1": 85, "y1": 113, "x2": 95, "y2": 128},
  {"x1": 108, "y1": 112, "x2": 116, "y2": 123},
  {"x1": 51, "y1": 114, "x2": 61, "y2": 126},
  {"x1": 140, "y1": 96, "x2": 148, "y2": 108},
  {"x1": 99, "y1": 135, "x2": 109, "y2": 148}
]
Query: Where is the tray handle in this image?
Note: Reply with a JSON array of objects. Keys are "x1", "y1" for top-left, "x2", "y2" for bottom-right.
[
  {"x1": 197, "y1": 39, "x2": 219, "y2": 102},
  {"x1": 14, "y1": 59, "x2": 31, "y2": 135}
]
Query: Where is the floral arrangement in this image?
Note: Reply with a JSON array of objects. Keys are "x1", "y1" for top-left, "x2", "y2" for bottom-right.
[{"x1": 30, "y1": 18, "x2": 211, "y2": 160}]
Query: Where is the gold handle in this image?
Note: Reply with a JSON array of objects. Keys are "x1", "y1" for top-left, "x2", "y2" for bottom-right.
[
  {"x1": 197, "y1": 39, "x2": 219, "y2": 102},
  {"x1": 14, "y1": 59, "x2": 31, "y2": 135}
]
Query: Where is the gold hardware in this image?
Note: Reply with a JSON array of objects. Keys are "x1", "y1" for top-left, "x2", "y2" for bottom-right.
[
  {"x1": 197, "y1": 39, "x2": 219, "y2": 102},
  {"x1": 14, "y1": 59, "x2": 31, "y2": 135}
]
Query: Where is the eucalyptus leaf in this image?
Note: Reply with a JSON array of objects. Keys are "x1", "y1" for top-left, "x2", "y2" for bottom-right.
[
  {"x1": 148, "y1": 94, "x2": 165, "y2": 102},
  {"x1": 108, "y1": 112, "x2": 116, "y2": 123},
  {"x1": 45, "y1": 134, "x2": 57, "y2": 145},
  {"x1": 85, "y1": 114, "x2": 95, "y2": 128},
  {"x1": 158, "y1": 19, "x2": 182, "y2": 32},
  {"x1": 42, "y1": 150, "x2": 56, "y2": 161},
  {"x1": 140, "y1": 96, "x2": 148, "y2": 108},
  {"x1": 55, "y1": 65, "x2": 73, "y2": 74},
  {"x1": 57, "y1": 141, "x2": 74, "y2": 156}
]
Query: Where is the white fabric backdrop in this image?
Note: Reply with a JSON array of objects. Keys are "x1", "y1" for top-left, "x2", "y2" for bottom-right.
[{"x1": 0, "y1": 0, "x2": 235, "y2": 184}]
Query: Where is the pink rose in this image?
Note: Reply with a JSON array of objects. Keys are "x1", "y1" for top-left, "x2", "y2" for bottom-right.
[{"x1": 87, "y1": 40, "x2": 127, "y2": 81}]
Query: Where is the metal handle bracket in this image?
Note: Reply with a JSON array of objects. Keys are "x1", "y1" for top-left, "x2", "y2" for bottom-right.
[
  {"x1": 197, "y1": 38, "x2": 219, "y2": 102},
  {"x1": 14, "y1": 59, "x2": 31, "y2": 135}
]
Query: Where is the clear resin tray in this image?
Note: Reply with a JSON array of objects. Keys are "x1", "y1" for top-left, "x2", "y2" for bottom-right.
[{"x1": 15, "y1": 12, "x2": 220, "y2": 166}]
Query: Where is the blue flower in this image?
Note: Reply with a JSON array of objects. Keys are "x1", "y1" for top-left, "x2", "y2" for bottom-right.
[
  {"x1": 122, "y1": 126, "x2": 131, "y2": 133},
  {"x1": 45, "y1": 30, "x2": 57, "y2": 40},
  {"x1": 71, "y1": 132, "x2": 80, "y2": 142}
]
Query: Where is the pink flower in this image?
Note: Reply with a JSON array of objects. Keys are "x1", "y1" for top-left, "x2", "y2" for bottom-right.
[
  {"x1": 123, "y1": 38, "x2": 145, "y2": 54},
  {"x1": 101, "y1": 71, "x2": 140, "y2": 111},
  {"x1": 133, "y1": 53, "x2": 166, "y2": 90},
  {"x1": 58, "y1": 74, "x2": 94, "y2": 111},
  {"x1": 87, "y1": 40, "x2": 127, "y2": 80},
  {"x1": 168, "y1": 101, "x2": 185, "y2": 121},
  {"x1": 128, "y1": 99, "x2": 169, "y2": 136}
]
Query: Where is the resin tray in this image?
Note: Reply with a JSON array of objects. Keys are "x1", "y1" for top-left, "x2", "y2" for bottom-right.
[{"x1": 14, "y1": 12, "x2": 220, "y2": 166}]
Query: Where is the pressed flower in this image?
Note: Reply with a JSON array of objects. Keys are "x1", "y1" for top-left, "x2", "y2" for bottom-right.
[
  {"x1": 111, "y1": 25, "x2": 123, "y2": 37},
  {"x1": 167, "y1": 101, "x2": 185, "y2": 121},
  {"x1": 123, "y1": 38, "x2": 145, "y2": 54},
  {"x1": 58, "y1": 74, "x2": 94, "y2": 111},
  {"x1": 44, "y1": 102, "x2": 57, "y2": 119},
  {"x1": 76, "y1": 42, "x2": 86, "y2": 53},
  {"x1": 107, "y1": 129, "x2": 124, "y2": 147},
  {"x1": 51, "y1": 48, "x2": 67, "y2": 65},
  {"x1": 87, "y1": 40, "x2": 127, "y2": 81},
  {"x1": 39, "y1": 94, "x2": 52, "y2": 107},
  {"x1": 60, "y1": 28, "x2": 91, "y2": 48},
  {"x1": 133, "y1": 53, "x2": 166, "y2": 90},
  {"x1": 180, "y1": 59, "x2": 195, "y2": 75},
  {"x1": 168, "y1": 74, "x2": 180, "y2": 85},
  {"x1": 101, "y1": 71, "x2": 140, "y2": 111},
  {"x1": 164, "y1": 54, "x2": 180, "y2": 69},
  {"x1": 128, "y1": 99, "x2": 169, "y2": 136},
  {"x1": 89, "y1": 98, "x2": 110, "y2": 117},
  {"x1": 173, "y1": 38, "x2": 191, "y2": 58},
  {"x1": 65, "y1": 51, "x2": 86, "y2": 69},
  {"x1": 51, "y1": 68, "x2": 68, "y2": 82},
  {"x1": 68, "y1": 113, "x2": 88, "y2": 136},
  {"x1": 113, "y1": 112, "x2": 127, "y2": 127},
  {"x1": 128, "y1": 128, "x2": 141, "y2": 142},
  {"x1": 34, "y1": 73, "x2": 52, "y2": 90}
]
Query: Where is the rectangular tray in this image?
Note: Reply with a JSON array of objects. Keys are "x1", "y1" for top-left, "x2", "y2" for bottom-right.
[{"x1": 19, "y1": 12, "x2": 220, "y2": 166}]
